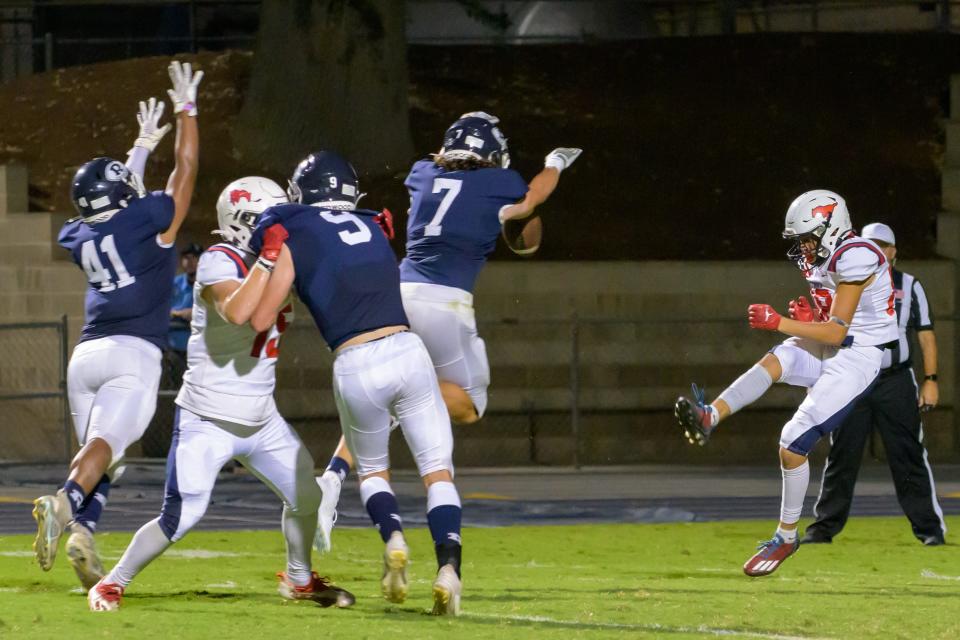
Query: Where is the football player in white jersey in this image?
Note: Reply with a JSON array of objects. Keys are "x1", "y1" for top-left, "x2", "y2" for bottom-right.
[
  {"x1": 87, "y1": 178, "x2": 354, "y2": 611},
  {"x1": 675, "y1": 190, "x2": 898, "y2": 576}
]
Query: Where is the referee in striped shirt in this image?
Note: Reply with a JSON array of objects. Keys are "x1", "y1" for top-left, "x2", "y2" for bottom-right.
[{"x1": 802, "y1": 223, "x2": 947, "y2": 546}]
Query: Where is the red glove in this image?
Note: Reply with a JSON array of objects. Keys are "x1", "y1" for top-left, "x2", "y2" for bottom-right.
[
  {"x1": 374, "y1": 208, "x2": 395, "y2": 240},
  {"x1": 788, "y1": 296, "x2": 816, "y2": 322},
  {"x1": 748, "y1": 304, "x2": 782, "y2": 331},
  {"x1": 260, "y1": 223, "x2": 289, "y2": 264}
]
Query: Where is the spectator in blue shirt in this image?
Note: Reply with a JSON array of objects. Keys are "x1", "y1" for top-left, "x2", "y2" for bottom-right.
[{"x1": 168, "y1": 242, "x2": 202, "y2": 352}]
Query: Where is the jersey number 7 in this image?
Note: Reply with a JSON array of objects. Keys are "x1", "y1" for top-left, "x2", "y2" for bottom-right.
[{"x1": 424, "y1": 178, "x2": 462, "y2": 237}]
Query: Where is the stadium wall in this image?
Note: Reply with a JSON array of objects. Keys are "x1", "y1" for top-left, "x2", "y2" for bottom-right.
[{"x1": 2, "y1": 166, "x2": 957, "y2": 464}]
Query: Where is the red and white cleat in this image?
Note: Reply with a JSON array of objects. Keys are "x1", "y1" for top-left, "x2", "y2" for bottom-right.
[
  {"x1": 88, "y1": 578, "x2": 124, "y2": 612},
  {"x1": 743, "y1": 534, "x2": 799, "y2": 577},
  {"x1": 277, "y1": 571, "x2": 355, "y2": 608}
]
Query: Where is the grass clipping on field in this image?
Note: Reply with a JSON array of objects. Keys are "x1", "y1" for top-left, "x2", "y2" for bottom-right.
[{"x1": 1, "y1": 518, "x2": 958, "y2": 639}]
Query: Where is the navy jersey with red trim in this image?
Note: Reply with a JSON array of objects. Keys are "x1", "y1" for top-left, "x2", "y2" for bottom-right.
[
  {"x1": 250, "y1": 204, "x2": 408, "y2": 350},
  {"x1": 57, "y1": 192, "x2": 176, "y2": 350},
  {"x1": 399, "y1": 159, "x2": 528, "y2": 293}
]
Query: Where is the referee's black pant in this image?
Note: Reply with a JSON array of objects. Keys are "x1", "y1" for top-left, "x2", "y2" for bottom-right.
[{"x1": 805, "y1": 365, "x2": 946, "y2": 543}]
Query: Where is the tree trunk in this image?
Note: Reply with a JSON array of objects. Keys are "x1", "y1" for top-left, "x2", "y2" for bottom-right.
[{"x1": 235, "y1": 0, "x2": 414, "y2": 177}]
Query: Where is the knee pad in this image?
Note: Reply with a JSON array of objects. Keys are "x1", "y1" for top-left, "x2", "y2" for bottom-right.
[{"x1": 160, "y1": 491, "x2": 210, "y2": 542}]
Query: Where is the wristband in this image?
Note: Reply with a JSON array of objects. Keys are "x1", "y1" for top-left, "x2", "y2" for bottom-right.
[
  {"x1": 544, "y1": 157, "x2": 566, "y2": 172},
  {"x1": 255, "y1": 257, "x2": 275, "y2": 273},
  {"x1": 925, "y1": 374, "x2": 938, "y2": 381}
]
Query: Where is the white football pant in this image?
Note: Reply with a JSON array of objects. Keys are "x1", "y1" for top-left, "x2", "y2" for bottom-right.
[
  {"x1": 401, "y1": 282, "x2": 490, "y2": 417},
  {"x1": 332, "y1": 331, "x2": 454, "y2": 477},
  {"x1": 67, "y1": 335, "x2": 162, "y2": 470},
  {"x1": 159, "y1": 406, "x2": 320, "y2": 541},
  {"x1": 771, "y1": 337, "x2": 883, "y2": 455}
]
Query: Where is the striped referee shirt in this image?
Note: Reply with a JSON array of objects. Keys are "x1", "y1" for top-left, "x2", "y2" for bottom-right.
[{"x1": 883, "y1": 269, "x2": 934, "y2": 369}]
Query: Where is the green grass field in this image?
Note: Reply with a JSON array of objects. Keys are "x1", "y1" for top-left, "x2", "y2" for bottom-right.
[{"x1": 1, "y1": 518, "x2": 958, "y2": 639}]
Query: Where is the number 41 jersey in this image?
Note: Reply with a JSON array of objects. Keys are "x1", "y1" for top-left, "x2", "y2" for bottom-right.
[
  {"x1": 57, "y1": 192, "x2": 176, "y2": 351},
  {"x1": 399, "y1": 159, "x2": 528, "y2": 293}
]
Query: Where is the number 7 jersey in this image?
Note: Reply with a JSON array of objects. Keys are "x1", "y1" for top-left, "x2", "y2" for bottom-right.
[
  {"x1": 399, "y1": 159, "x2": 528, "y2": 293},
  {"x1": 58, "y1": 192, "x2": 176, "y2": 350},
  {"x1": 175, "y1": 244, "x2": 292, "y2": 426}
]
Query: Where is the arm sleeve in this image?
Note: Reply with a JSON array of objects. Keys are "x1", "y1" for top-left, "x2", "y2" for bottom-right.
[
  {"x1": 911, "y1": 279, "x2": 934, "y2": 330},
  {"x1": 144, "y1": 192, "x2": 175, "y2": 235},
  {"x1": 196, "y1": 251, "x2": 244, "y2": 287},
  {"x1": 500, "y1": 169, "x2": 530, "y2": 202},
  {"x1": 125, "y1": 147, "x2": 150, "y2": 178},
  {"x1": 833, "y1": 246, "x2": 882, "y2": 283}
]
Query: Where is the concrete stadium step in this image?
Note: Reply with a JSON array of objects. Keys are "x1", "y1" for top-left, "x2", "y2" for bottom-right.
[{"x1": 0, "y1": 264, "x2": 85, "y2": 294}]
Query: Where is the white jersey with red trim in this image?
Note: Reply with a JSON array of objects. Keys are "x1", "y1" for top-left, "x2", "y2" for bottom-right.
[
  {"x1": 175, "y1": 243, "x2": 293, "y2": 426},
  {"x1": 803, "y1": 237, "x2": 898, "y2": 347}
]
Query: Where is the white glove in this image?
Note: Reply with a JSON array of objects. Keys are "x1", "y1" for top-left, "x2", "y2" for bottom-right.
[
  {"x1": 545, "y1": 147, "x2": 582, "y2": 172},
  {"x1": 131, "y1": 97, "x2": 172, "y2": 152},
  {"x1": 166, "y1": 60, "x2": 203, "y2": 117}
]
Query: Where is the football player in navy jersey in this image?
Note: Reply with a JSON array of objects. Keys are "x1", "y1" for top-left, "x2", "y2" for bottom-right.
[
  {"x1": 247, "y1": 151, "x2": 466, "y2": 615},
  {"x1": 313, "y1": 111, "x2": 581, "y2": 555},
  {"x1": 32, "y1": 60, "x2": 202, "y2": 591}
]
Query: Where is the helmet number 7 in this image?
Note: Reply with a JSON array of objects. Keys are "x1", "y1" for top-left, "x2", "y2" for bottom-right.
[{"x1": 424, "y1": 178, "x2": 462, "y2": 237}]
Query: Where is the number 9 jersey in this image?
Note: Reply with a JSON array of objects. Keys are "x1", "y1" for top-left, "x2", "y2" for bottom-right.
[
  {"x1": 175, "y1": 244, "x2": 292, "y2": 426},
  {"x1": 58, "y1": 192, "x2": 177, "y2": 350},
  {"x1": 399, "y1": 159, "x2": 528, "y2": 293}
]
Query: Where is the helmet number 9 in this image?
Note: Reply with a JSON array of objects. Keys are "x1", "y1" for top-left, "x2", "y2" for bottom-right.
[
  {"x1": 80, "y1": 234, "x2": 136, "y2": 292},
  {"x1": 320, "y1": 211, "x2": 372, "y2": 246},
  {"x1": 328, "y1": 176, "x2": 338, "y2": 189},
  {"x1": 424, "y1": 178, "x2": 462, "y2": 237}
]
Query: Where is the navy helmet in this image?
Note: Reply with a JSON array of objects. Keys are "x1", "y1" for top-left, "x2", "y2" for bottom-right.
[
  {"x1": 288, "y1": 151, "x2": 360, "y2": 209},
  {"x1": 70, "y1": 157, "x2": 145, "y2": 222},
  {"x1": 439, "y1": 111, "x2": 510, "y2": 168}
]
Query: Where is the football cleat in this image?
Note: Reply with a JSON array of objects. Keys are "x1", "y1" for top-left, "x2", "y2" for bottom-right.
[
  {"x1": 675, "y1": 384, "x2": 715, "y2": 446},
  {"x1": 743, "y1": 533, "x2": 799, "y2": 577},
  {"x1": 88, "y1": 578, "x2": 124, "y2": 612},
  {"x1": 276, "y1": 571, "x2": 355, "y2": 608},
  {"x1": 66, "y1": 524, "x2": 105, "y2": 590},
  {"x1": 32, "y1": 492, "x2": 72, "y2": 571},
  {"x1": 431, "y1": 564, "x2": 462, "y2": 616},
  {"x1": 314, "y1": 471, "x2": 341, "y2": 554},
  {"x1": 381, "y1": 531, "x2": 409, "y2": 603}
]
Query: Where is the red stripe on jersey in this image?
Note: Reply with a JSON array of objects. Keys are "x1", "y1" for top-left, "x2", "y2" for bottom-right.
[
  {"x1": 827, "y1": 241, "x2": 885, "y2": 273},
  {"x1": 207, "y1": 246, "x2": 249, "y2": 277}
]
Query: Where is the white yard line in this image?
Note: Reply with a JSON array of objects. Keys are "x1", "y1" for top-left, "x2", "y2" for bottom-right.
[
  {"x1": 920, "y1": 569, "x2": 960, "y2": 581},
  {"x1": 461, "y1": 612, "x2": 834, "y2": 640}
]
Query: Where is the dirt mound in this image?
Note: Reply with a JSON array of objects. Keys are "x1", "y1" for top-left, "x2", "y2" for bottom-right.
[{"x1": 1, "y1": 34, "x2": 957, "y2": 260}]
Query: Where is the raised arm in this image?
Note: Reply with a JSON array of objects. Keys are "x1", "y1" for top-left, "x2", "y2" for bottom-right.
[
  {"x1": 499, "y1": 148, "x2": 582, "y2": 223},
  {"x1": 125, "y1": 97, "x2": 172, "y2": 178},
  {"x1": 159, "y1": 61, "x2": 203, "y2": 247}
]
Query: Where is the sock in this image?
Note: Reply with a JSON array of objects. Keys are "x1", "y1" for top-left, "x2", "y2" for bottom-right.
[
  {"x1": 73, "y1": 474, "x2": 111, "y2": 533},
  {"x1": 61, "y1": 480, "x2": 88, "y2": 518},
  {"x1": 427, "y1": 481, "x2": 462, "y2": 577},
  {"x1": 779, "y1": 461, "x2": 810, "y2": 539},
  {"x1": 105, "y1": 518, "x2": 173, "y2": 588},
  {"x1": 705, "y1": 405, "x2": 720, "y2": 428},
  {"x1": 360, "y1": 476, "x2": 403, "y2": 543},
  {"x1": 716, "y1": 364, "x2": 774, "y2": 415},
  {"x1": 326, "y1": 456, "x2": 351, "y2": 484},
  {"x1": 282, "y1": 504, "x2": 316, "y2": 587}
]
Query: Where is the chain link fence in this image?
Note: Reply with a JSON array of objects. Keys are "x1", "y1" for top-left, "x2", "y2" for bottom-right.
[
  {"x1": 137, "y1": 316, "x2": 960, "y2": 468},
  {"x1": 3, "y1": 315, "x2": 954, "y2": 466},
  {"x1": 0, "y1": 317, "x2": 70, "y2": 463}
]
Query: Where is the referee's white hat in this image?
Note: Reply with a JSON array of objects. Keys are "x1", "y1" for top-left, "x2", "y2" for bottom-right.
[{"x1": 861, "y1": 222, "x2": 896, "y2": 246}]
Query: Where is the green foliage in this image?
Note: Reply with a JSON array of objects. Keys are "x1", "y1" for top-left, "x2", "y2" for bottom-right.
[{"x1": 1, "y1": 518, "x2": 957, "y2": 638}]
